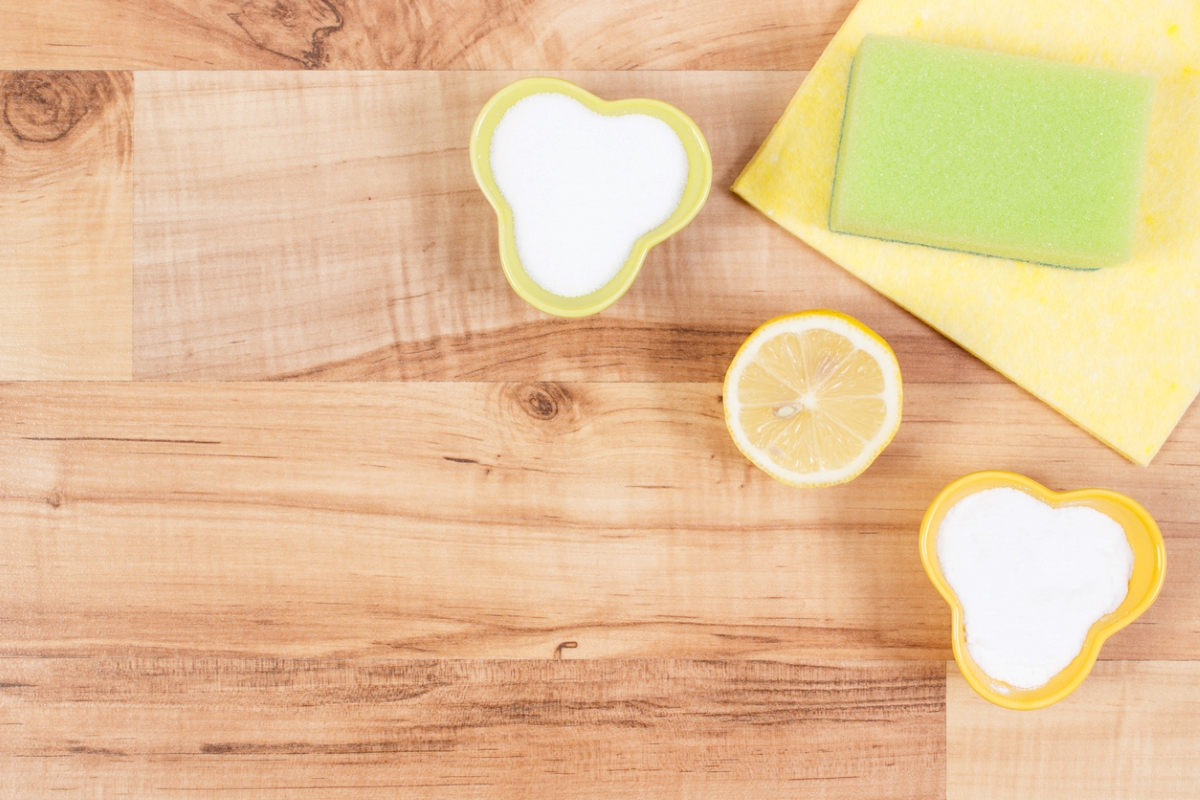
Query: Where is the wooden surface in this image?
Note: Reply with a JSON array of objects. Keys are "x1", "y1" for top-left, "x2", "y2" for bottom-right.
[
  {"x1": 0, "y1": 70, "x2": 132, "y2": 379},
  {"x1": 133, "y1": 69, "x2": 886, "y2": 382},
  {"x1": 1, "y1": 659, "x2": 944, "y2": 798},
  {"x1": 948, "y1": 662, "x2": 1200, "y2": 800},
  {"x1": 3, "y1": 1, "x2": 1199, "y2": 797},
  {"x1": 1, "y1": 381, "x2": 1198, "y2": 664},
  {"x1": 0, "y1": 0, "x2": 855, "y2": 71}
]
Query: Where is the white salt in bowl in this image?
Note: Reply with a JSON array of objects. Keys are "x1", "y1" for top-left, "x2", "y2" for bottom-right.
[
  {"x1": 470, "y1": 77, "x2": 712, "y2": 318},
  {"x1": 919, "y1": 470, "x2": 1165, "y2": 710}
]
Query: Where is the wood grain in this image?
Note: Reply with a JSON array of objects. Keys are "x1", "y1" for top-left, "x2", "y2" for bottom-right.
[
  {"x1": 948, "y1": 662, "x2": 1200, "y2": 800},
  {"x1": 0, "y1": 381, "x2": 944, "y2": 660},
  {"x1": 0, "y1": 658, "x2": 944, "y2": 799},
  {"x1": 0, "y1": 71, "x2": 132, "y2": 379},
  {"x1": 132, "y1": 69, "x2": 987, "y2": 385},
  {"x1": 0, "y1": 0, "x2": 856, "y2": 71},
  {"x1": 8, "y1": 2, "x2": 1200, "y2": 797},
  {"x1": 2, "y1": 380, "x2": 1196, "y2": 661}
]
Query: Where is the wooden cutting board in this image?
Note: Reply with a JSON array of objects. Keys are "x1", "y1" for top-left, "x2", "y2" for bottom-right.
[{"x1": 1, "y1": 2, "x2": 1199, "y2": 798}]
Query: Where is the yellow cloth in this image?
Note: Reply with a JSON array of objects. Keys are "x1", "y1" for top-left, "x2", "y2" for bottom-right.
[{"x1": 733, "y1": 0, "x2": 1200, "y2": 465}]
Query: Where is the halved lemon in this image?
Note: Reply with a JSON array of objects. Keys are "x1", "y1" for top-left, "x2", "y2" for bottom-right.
[{"x1": 723, "y1": 310, "x2": 902, "y2": 487}]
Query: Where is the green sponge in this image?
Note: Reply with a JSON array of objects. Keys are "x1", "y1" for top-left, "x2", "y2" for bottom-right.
[{"x1": 829, "y1": 35, "x2": 1155, "y2": 269}]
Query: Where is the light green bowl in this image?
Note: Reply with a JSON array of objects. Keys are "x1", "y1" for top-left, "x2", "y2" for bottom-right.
[{"x1": 469, "y1": 77, "x2": 713, "y2": 318}]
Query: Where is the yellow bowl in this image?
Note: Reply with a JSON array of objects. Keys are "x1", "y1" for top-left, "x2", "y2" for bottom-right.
[
  {"x1": 469, "y1": 77, "x2": 713, "y2": 318},
  {"x1": 919, "y1": 470, "x2": 1166, "y2": 710}
]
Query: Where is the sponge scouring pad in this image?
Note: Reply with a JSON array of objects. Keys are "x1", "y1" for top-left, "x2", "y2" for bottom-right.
[{"x1": 830, "y1": 35, "x2": 1155, "y2": 270}]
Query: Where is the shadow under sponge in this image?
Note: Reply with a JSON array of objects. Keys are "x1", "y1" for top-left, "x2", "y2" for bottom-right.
[{"x1": 829, "y1": 35, "x2": 1154, "y2": 270}]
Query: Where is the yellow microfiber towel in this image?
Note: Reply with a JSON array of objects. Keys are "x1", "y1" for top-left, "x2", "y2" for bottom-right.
[{"x1": 733, "y1": 0, "x2": 1200, "y2": 465}]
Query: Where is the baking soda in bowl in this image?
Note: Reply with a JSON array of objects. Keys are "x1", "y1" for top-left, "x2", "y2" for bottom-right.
[
  {"x1": 489, "y1": 93, "x2": 689, "y2": 298},
  {"x1": 937, "y1": 488, "x2": 1134, "y2": 689}
]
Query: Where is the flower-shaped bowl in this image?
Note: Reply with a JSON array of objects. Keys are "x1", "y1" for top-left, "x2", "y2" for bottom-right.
[
  {"x1": 919, "y1": 470, "x2": 1165, "y2": 710},
  {"x1": 470, "y1": 77, "x2": 712, "y2": 318}
]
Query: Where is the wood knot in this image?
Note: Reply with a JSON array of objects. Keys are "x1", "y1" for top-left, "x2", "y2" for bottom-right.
[
  {"x1": 230, "y1": 0, "x2": 344, "y2": 68},
  {"x1": 498, "y1": 383, "x2": 582, "y2": 440},
  {"x1": 515, "y1": 382, "x2": 571, "y2": 421},
  {"x1": 2, "y1": 72, "x2": 100, "y2": 143}
]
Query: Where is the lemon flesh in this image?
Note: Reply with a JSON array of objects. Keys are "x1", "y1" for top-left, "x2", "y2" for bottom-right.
[{"x1": 724, "y1": 311, "x2": 902, "y2": 487}]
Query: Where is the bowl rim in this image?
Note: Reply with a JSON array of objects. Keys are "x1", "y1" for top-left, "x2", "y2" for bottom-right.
[
  {"x1": 469, "y1": 76, "x2": 713, "y2": 318},
  {"x1": 919, "y1": 469, "x2": 1166, "y2": 710}
]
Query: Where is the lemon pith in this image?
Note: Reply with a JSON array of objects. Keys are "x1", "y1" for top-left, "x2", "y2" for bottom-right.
[{"x1": 723, "y1": 311, "x2": 903, "y2": 487}]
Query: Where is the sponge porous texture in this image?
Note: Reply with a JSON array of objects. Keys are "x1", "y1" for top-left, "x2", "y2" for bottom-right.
[{"x1": 830, "y1": 35, "x2": 1154, "y2": 270}]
